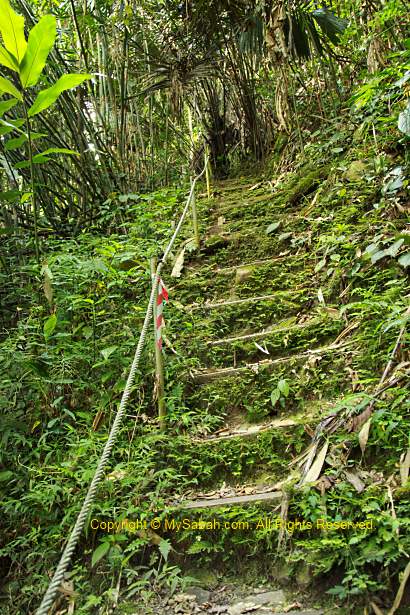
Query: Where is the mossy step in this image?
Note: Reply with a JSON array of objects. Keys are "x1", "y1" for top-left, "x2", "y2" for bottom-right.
[
  {"x1": 169, "y1": 291, "x2": 312, "y2": 343},
  {"x1": 177, "y1": 489, "x2": 283, "y2": 510},
  {"x1": 191, "y1": 416, "x2": 303, "y2": 444},
  {"x1": 190, "y1": 313, "x2": 343, "y2": 368},
  {"x1": 183, "y1": 291, "x2": 300, "y2": 311},
  {"x1": 172, "y1": 265, "x2": 311, "y2": 304},
  {"x1": 165, "y1": 430, "x2": 292, "y2": 488},
  {"x1": 205, "y1": 314, "x2": 326, "y2": 347},
  {"x1": 192, "y1": 340, "x2": 354, "y2": 383}
]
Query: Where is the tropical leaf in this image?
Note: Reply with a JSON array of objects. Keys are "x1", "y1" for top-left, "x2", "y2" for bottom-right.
[
  {"x1": 28, "y1": 73, "x2": 91, "y2": 117},
  {"x1": 312, "y1": 8, "x2": 348, "y2": 44},
  {"x1": 398, "y1": 100, "x2": 410, "y2": 136},
  {"x1": 0, "y1": 117, "x2": 24, "y2": 136},
  {"x1": 5, "y1": 131, "x2": 43, "y2": 151},
  {"x1": 91, "y1": 541, "x2": 111, "y2": 567},
  {"x1": 0, "y1": 76, "x2": 22, "y2": 100},
  {"x1": 20, "y1": 15, "x2": 57, "y2": 88},
  {"x1": 0, "y1": 0, "x2": 27, "y2": 63},
  {"x1": 158, "y1": 539, "x2": 172, "y2": 561},
  {"x1": 15, "y1": 148, "x2": 80, "y2": 168},
  {"x1": 43, "y1": 313, "x2": 57, "y2": 340},
  {"x1": 0, "y1": 97, "x2": 17, "y2": 117},
  {"x1": 0, "y1": 44, "x2": 18, "y2": 71}
]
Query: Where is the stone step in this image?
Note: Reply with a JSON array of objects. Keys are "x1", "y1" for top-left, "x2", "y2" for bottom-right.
[
  {"x1": 184, "y1": 290, "x2": 304, "y2": 312},
  {"x1": 191, "y1": 416, "x2": 301, "y2": 444},
  {"x1": 192, "y1": 340, "x2": 355, "y2": 383},
  {"x1": 177, "y1": 489, "x2": 283, "y2": 510},
  {"x1": 205, "y1": 315, "x2": 321, "y2": 347}
]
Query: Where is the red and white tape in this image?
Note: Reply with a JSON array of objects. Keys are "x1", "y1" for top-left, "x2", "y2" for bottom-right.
[{"x1": 156, "y1": 277, "x2": 169, "y2": 349}]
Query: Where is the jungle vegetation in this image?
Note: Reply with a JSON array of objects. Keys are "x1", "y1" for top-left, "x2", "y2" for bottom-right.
[{"x1": 0, "y1": 0, "x2": 410, "y2": 613}]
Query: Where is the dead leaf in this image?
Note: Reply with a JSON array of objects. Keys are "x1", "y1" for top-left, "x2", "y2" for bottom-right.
[
  {"x1": 345, "y1": 470, "x2": 365, "y2": 493},
  {"x1": 358, "y1": 418, "x2": 371, "y2": 454},
  {"x1": 92, "y1": 410, "x2": 104, "y2": 431},
  {"x1": 370, "y1": 602, "x2": 385, "y2": 615},
  {"x1": 284, "y1": 603, "x2": 302, "y2": 612},
  {"x1": 388, "y1": 560, "x2": 410, "y2": 614},
  {"x1": 171, "y1": 248, "x2": 185, "y2": 277},
  {"x1": 58, "y1": 580, "x2": 77, "y2": 597},
  {"x1": 254, "y1": 341, "x2": 269, "y2": 354},
  {"x1": 316, "y1": 475, "x2": 333, "y2": 494},
  {"x1": 107, "y1": 469, "x2": 126, "y2": 481},
  {"x1": 349, "y1": 406, "x2": 372, "y2": 432},
  {"x1": 303, "y1": 441, "x2": 329, "y2": 483},
  {"x1": 399, "y1": 448, "x2": 410, "y2": 486},
  {"x1": 317, "y1": 288, "x2": 325, "y2": 305},
  {"x1": 42, "y1": 262, "x2": 54, "y2": 307}
]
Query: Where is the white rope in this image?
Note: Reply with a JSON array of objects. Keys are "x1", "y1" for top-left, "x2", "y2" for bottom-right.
[{"x1": 36, "y1": 167, "x2": 206, "y2": 615}]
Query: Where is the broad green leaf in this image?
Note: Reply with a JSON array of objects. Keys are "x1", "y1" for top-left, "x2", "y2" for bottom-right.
[
  {"x1": 36, "y1": 147, "x2": 79, "y2": 157},
  {"x1": 385, "y1": 238, "x2": 404, "y2": 257},
  {"x1": 101, "y1": 345, "x2": 117, "y2": 360},
  {"x1": 15, "y1": 148, "x2": 79, "y2": 168},
  {"x1": 5, "y1": 131, "x2": 42, "y2": 150},
  {"x1": 398, "y1": 100, "x2": 410, "y2": 136},
  {"x1": 28, "y1": 73, "x2": 91, "y2": 117},
  {"x1": 371, "y1": 249, "x2": 388, "y2": 264},
  {"x1": 20, "y1": 15, "x2": 57, "y2": 87},
  {"x1": 158, "y1": 539, "x2": 171, "y2": 561},
  {"x1": 0, "y1": 45, "x2": 18, "y2": 71},
  {"x1": 271, "y1": 388, "x2": 280, "y2": 407},
  {"x1": 0, "y1": 0, "x2": 27, "y2": 62},
  {"x1": 5, "y1": 133, "x2": 27, "y2": 150},
  {"x1": 43, "y1": 313, "x2": 57, "y2": 340},
  {"x1": 266, "y1": 221, "x2": 281, "y2": 234},
  {"x1": 314, "y1": 258, "x2": 326, "y2": 273},
  {"x1": 15, "y1": 158, "x2": 47, "y2": 169},
  {"x1": 398, "y1": 252, "x2": 410, "y2": 268},
  {"x1": 0, "y1": 470, "x2": 13, "y2": 482},
  {"x1": 0, "y1": 117, "x2": 24, "y2": 136},
  {"x1": 0, "y1": 97, "x2": 17, "y2": 117},
  {"x1": 278, "y1": 378, "x2": 289, "y2": 397},
  {"x1": 91, "y1": 541, "x2": 111, "y2": 567},
  {"x1": 0, "y1": 76, "x2": 22, "y2": 100}
]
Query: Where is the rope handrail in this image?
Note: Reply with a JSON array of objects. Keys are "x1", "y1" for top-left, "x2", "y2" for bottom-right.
[{"x1": 36, "y1": 164, "x2": 207, "y2": 615}]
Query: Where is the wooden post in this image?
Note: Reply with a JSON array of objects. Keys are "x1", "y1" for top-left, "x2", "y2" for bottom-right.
[
  {"x1": 190, "y1": 178, "x2": 200, "y2": 250},
  {"x1": 205, "y1": 148, "x2": 211, "y2": 199},
  {"x1": 150, "y1": 258, "x2": 166, "y2": 430}
]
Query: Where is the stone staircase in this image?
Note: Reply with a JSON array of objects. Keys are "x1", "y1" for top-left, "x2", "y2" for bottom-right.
[{"x1": 164, "y1": 176, "x2": 357, "y2": 510}]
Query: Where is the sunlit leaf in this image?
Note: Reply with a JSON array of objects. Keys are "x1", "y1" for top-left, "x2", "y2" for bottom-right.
[
  {"x1": 0, "y1": 45, "x2": 18, "y2": 71},
  {"x1": 0, "y1": 0, "x2": 27, "y2": 63},
  {"x1": 0, "y1": 97, "x2": 17, "y2": 117},
  {"x1": 28, "y1": 73, "x2": 91, "y2": 117},
  {"x1": 0, "y1": 76, "x2": 22, "y2": 100},
  {"x1": 20, "y1": 15, "x2": 57, "y2": 87},
  {"x1": 43, "y1": 313, "x2": 57, "y2": 340}
]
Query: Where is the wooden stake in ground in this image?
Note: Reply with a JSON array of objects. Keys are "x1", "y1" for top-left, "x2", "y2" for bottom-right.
[
  {"x1": 205, "y1": 148, "x2": 211, "y2": 199},
  {"x1": 190, "y1": 178, "x2": 200, "y2": 249},
  {"x1": 150, "y1": 258, "x2": 166, "y2": 429}
]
